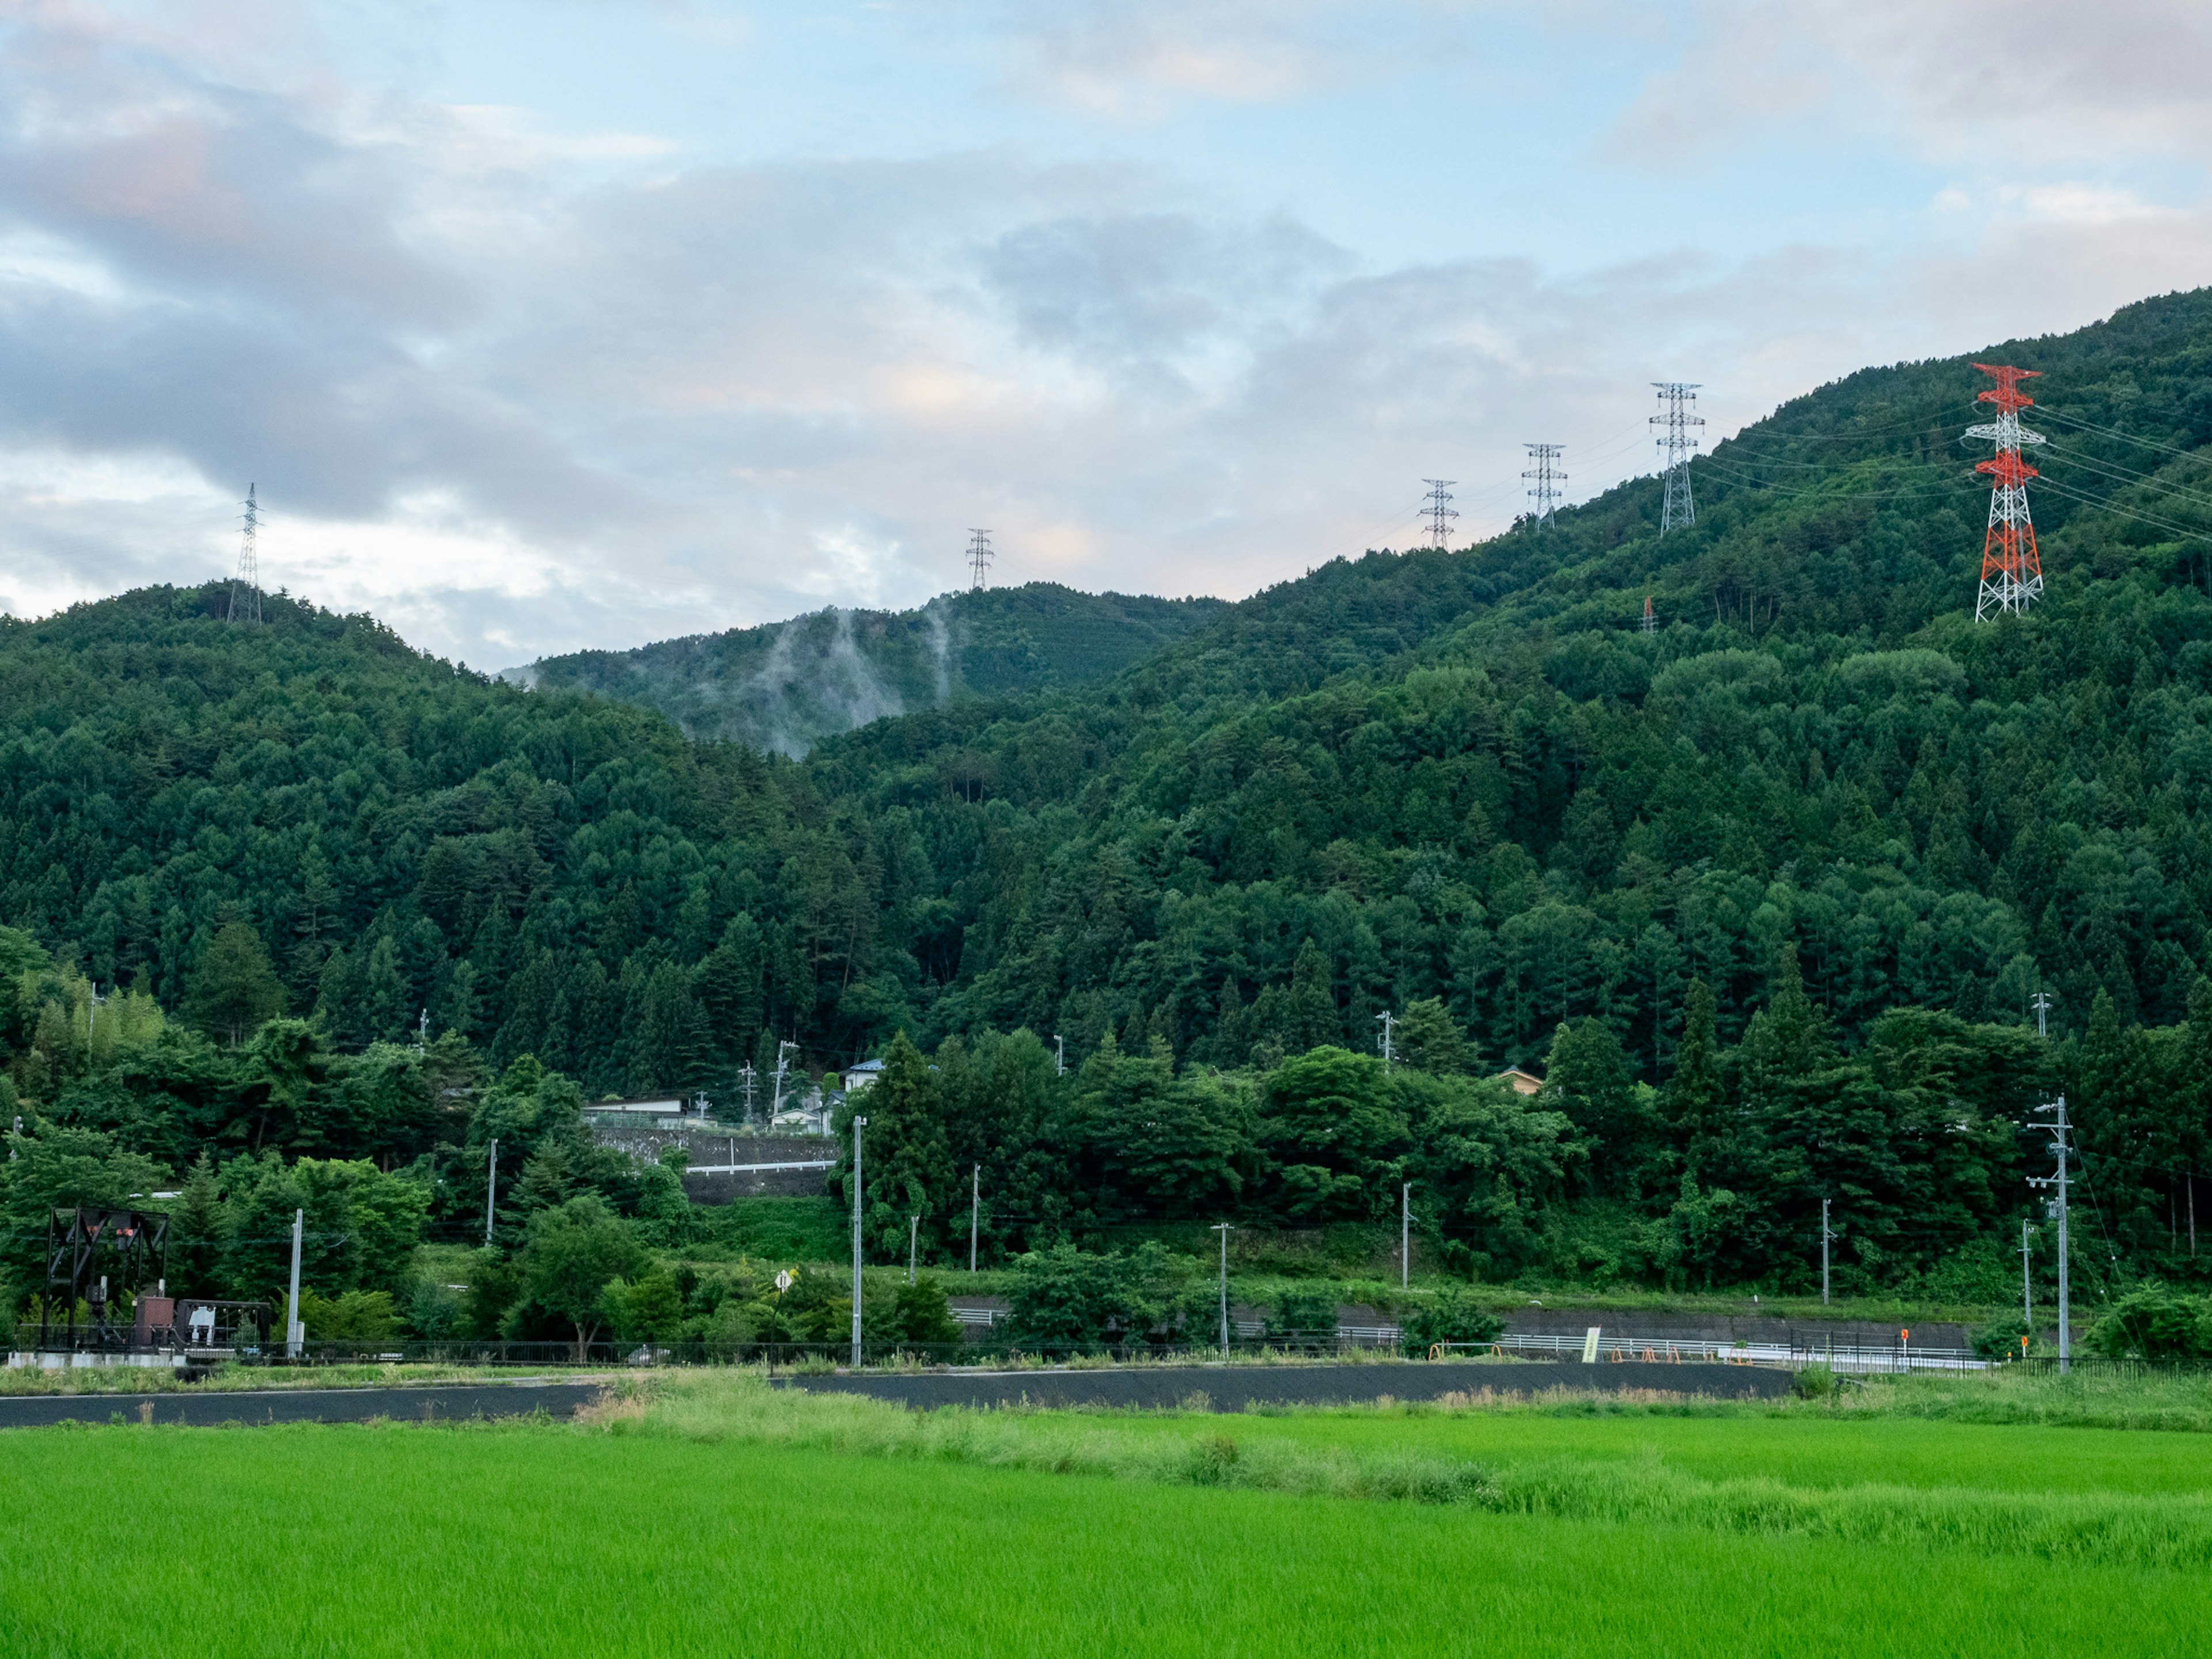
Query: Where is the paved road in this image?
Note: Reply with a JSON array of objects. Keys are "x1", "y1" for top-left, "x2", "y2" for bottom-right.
[
  {"x1": 779, "y1": 1358, "x2": 1791, "y2": 1412},
  {"x1": 0, "y1": 1379, "x2": 605, "y2": 1429}
]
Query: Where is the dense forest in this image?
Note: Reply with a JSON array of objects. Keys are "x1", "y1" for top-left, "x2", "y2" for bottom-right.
[
  {"x1": 7, "y1": 287, "x2": 2212, "y2": 1312},
  {"x1": 526, "y1": 584, "x2": 1228, "y2": 755}
]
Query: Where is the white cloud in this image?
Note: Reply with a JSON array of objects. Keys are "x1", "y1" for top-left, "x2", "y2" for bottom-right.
[{"x1": 0, "y1": 0, "x2": 2206, "y2": 669}]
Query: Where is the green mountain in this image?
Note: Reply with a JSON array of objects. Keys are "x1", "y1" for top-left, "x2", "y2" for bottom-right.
[
  {"x1": 6, "y1": 287, "x2": 2212, "y2": 1304},
  {"x1": 523, "y1": 584, "x2": 1230, "y2": 755}
]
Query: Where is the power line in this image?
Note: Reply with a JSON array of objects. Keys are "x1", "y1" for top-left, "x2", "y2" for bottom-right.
[
  {"x1": 2036, "y1": 404, "x2": 2212, "y2": 464},
  {"x1": 2039, "y1": 444, "x2": 2212, "y2": 514},
  {"x1": 2034, "y1": 476, "x2": 2212, "y2": 544},
  {"x1": 1651, "y1": 383, "x2": 1703, "y2": 535}
]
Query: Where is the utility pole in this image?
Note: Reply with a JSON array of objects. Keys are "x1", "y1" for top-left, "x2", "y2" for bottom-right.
[
  {"x1": 416, "y1": 1007, "x2": 429, "y2": 1050},
  {"x1": 1521, "y1": 444, "x2": 1565, "y2": 529},
  {"x1": 1821, "y1": 1198, "x2": 1834, "y2": 1306},
  {"x1": 1401, "y1": 1183, "x2": 1411, "y2": 1290},
  {"x1": 1374, "y1": 1009, "x2": 1395, "y2": 1071},
  {"x1": 2021, "y1": 1217, "x2": 2035, "y2": 1338},
  {"x1": 1651, "y1": 384, "x2": 1704, "y2": 535},
  {"x1": 738, "y1": 1063, "x2": 757, "y2": 1124},
  {"x1": 1421, "y1": 480, "x2": 1458, "y2": 550},
  {"x1": 771, "y1": 1040, "x2": 797, "y2": 1120},
  {"x1": 285, "y1": 1207, "x2": 304, "y2": 1359},
  {"x1": 1641, "y1": 595, "x2": 1656, "y2": 635},
  {"x1": 969, "y1": 1163, "x2": 980, "y2": 1272},
  {"x1": 1052, "y1": 1034, "x2": 1065, "y2": 1077},
  {"x1": 228, "y1": 483, "x2": 262, "y2": 624},
  {"x1": 1967, "y1": 363, "x2": 2047, "y2": 620},
  {"x1": 1212, "y1": 1224, "x2": 1232, "y2": 1353},
  {"x1": 2028, "y1": 1095, "x2": 2071, "y2": 1372},
  {"x1": 2031, "y1": 990, "x2": 2052, "y2": 1039},
  {"x1": 484, "y1": 1139, "x2": 497, "y2": 1247},
  {"x1": 908, "y1": 1214, "x2": 919, "y2": 1285},
  {"x1": 967, "y1": 529, "x2": 993, "y2": 590},
  {"x1": 850, "y1": 1115, "x2": 868, "y2": 1367}
]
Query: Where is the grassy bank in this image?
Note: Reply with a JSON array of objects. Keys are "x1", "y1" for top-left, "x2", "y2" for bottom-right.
[{"x1": 619, "y1": 1372, "x2": 2212, "y2": 1573}]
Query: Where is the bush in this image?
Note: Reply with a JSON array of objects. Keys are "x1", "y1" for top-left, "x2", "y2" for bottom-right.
[
  {"x1": 1003, "y1": 1243, "x2": 1200, "y2": 1351},
  {"x1": 1971, "y1": 1315, "x2": 2036, "y2": 1359},
  {"x1": 2085, "y1": 1284, "x2": 2212, "y2": 1359},
  {"x1": 1265, "y1": 1285, "x2": 1341, "y2": 1341},
  {"x1": 601, "y1": 1266, "x2": 684, "y2": 1345},
  {"x1": 1398, "y1": 1287, "x2": 1504, "y2": 1354},
  {"x1": 1792, "y1": 1364, "x2": 1836, "y2": 1399},
  {"x1": 299, "y1": 1289, "x2": 398, "y2": 1344},
  {"x1": 892, "y1": 1275, "x2": 963, "y2": 1346}
]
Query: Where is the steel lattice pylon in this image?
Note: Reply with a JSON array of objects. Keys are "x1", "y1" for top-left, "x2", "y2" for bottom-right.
[
  {"x1": 1651, "y1": 383, "x2": 1703, "y2": 535},
  {"x1": 1967, "y1": 363, "x2": 2046, "y2": 620},
  {"x1": 1521, "y1": 444, "x2": 1565, "y2": 529},
  {"x1": 226, "y1": 483, "x2": 261, "y2": 624},
  {"x1": 1420, "y1": 479, "x2": 1459, "y2": 549}
]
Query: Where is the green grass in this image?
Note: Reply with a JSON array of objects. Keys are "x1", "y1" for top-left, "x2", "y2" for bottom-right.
[
  {"x1": 684, "y1": 1195, "x2": 846, "y2": 1263},
  {"x1": 1063, "y1": 1403, "x2": 2212, "y2": 1497},
  {"x1": 6, "y1": 1369, "x2": 2212, "y2": 1654},
  {"x1": 2, "y1": 1419, "x2": 2207, "y2": 1657}
]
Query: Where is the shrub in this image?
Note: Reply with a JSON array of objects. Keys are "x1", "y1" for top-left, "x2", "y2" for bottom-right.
[
  {"x1": 2085, "y1": 1284, "x2": 2212, "y2": 1360},
  {"x1": 892, "y1": 1275, "x2": 963, "y2": 1346},
  {"x1": 1398, "y1": 1287, "x2": 1504, "y2": 1353},
  {"x1": 1265, "y1": 1285, "x2": 1341, "y2": 1341},
  {"x1": 1003, "y1": 1243, "x2": 1200, "y2": 1351},
  {"x1": 299, "y1": 1289, "x2": 398, "y2": 1344},
  {"x1": 1792, "y1": 1364, "x2": 1836, "y2": 1400}
]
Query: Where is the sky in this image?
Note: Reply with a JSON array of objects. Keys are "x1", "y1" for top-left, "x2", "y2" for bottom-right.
[{"x1": 0, "y1": 1, "x2": 2208, "y2": 668}]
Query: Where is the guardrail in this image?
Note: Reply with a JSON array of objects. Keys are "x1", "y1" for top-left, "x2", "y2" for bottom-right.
[{"x1": 1438, "y1": 1332, "x2": 1990, "y2": 1372}]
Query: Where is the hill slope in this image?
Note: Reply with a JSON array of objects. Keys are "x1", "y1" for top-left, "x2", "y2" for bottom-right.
[
  {"x1": 6, "y1": 290, "x2": 2212, "y2": 1296},
  {"x1": 524, "y1": 584, "x2": 1229, "y2": 755}
]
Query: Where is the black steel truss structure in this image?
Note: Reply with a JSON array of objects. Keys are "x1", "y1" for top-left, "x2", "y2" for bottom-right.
[{"x1": 40, "y1": 1207, "x2": 169, "y2": 1353}]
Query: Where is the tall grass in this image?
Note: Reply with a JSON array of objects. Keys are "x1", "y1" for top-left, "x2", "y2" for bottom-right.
[{"x1": 616, "y1": 1372, "x2": 2212, "y2": 1572}]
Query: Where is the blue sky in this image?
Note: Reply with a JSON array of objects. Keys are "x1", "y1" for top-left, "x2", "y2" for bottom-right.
[{"x1": 1, "y1": 0, "x2": 2207, "y2": 664}]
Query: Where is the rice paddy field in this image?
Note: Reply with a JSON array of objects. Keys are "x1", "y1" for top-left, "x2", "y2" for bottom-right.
[{"x1": 3, "y1": 1370, "x2": 2209, "y2": 1657}]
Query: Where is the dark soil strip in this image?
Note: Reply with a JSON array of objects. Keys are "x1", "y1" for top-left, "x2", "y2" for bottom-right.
[
  {"x1": 778, "y1": 1359, "x2": 1792, "y2": 1412},
  {"x1": 0, "y1": 1380, "x2": 604, "y2": 1429}
]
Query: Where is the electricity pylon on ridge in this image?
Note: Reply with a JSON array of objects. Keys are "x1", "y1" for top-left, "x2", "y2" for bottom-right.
[
  {"x1": 1641, "y1": 595, "x2": 1656, "y2": 634},
  {"x1": 1651, "y1": 382, "x2": 1703, "y2": 535},
  {"x1": 1522, "y1": 444, "x2": 1565, "y2": 529},
  {"x1": 1421, "y1": 480, "x2": 1458, "y2": 549},
  {"x1": 226, "y1": 483, "x2": 262, "y2": 624},
  {"x1": 967, "y1": 528, "x2": 993, "y2": 590},
  {"x1": 1967, "y1": 363, "x2": 2047, "y2": 620}
]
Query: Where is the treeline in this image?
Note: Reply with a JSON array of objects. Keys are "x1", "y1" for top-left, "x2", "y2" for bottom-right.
[
  {"x1": 828, "y1": 950, "x2": 2205, "y2": 1300},
  {"x1": 6, "y1": 879, "x2": 2210, "y2": 1311}
]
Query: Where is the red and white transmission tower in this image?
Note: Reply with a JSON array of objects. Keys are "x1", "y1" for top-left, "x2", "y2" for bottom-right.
[{"x1": 1968, "y1": 363, "x2": 2047, "y2": 620}]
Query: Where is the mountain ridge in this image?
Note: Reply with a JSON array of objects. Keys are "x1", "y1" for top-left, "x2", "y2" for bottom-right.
[{"x1": 522, "y1": 582, "x2": 1230, "y2": 756}]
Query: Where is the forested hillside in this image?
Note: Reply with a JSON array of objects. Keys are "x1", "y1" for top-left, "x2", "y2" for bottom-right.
[
  {"x1": 525, "y1": 584, "x2": 1228, "y2": 755},
  {"x1": 6, "y1": 288, "x2": 2212, "y2": 1306}
]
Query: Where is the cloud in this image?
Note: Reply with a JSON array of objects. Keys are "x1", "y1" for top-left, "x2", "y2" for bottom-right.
[
  {"x1": 0, "y1": 0, "x2": 2206, "y2": 669},
  {"x1": 1609, "y1": 0, "x2": 2212, "y2": 168}
]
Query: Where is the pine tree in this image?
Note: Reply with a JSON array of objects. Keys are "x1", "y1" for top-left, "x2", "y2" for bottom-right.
[
  {"x1": 1668, "y1": 978, "x2": 1724, "y2": 1162},
  {"x1": 1287, "y1": 938, "x2": 1336, "y2": 1052},
  {"x1": 364, "y1": 935, "x2": 408, "y2": 1044},
  {"x1": 188, "y1": 921, "x2": 287, "y2": 1047}
]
